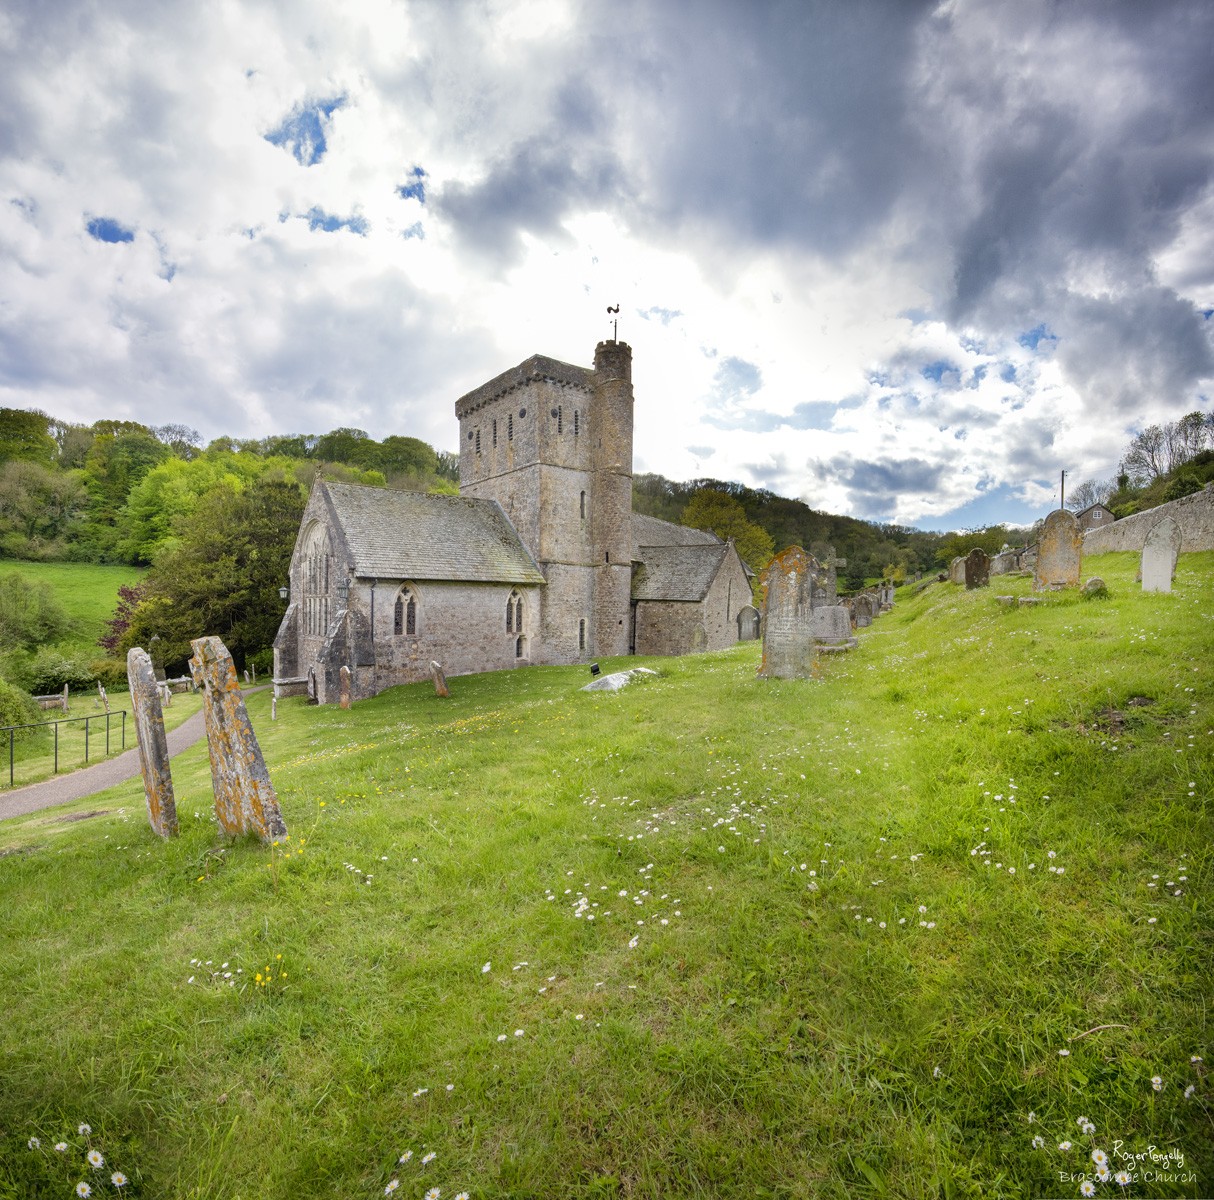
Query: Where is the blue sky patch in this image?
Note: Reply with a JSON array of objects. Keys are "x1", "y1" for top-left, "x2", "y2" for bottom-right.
[
  {"x1": 640, "y1": 306, "x2": 682, "y2": 325},
  {"x1": 402, "y1": 221, "x2": 425, "y2": 240},
  {"x1": 397, "y1": 166, "x2": 427, "y2": 203},
  {"x1": 1017, "y1": 323, "x2": 1058, "y2": 351},
  {"x1": 86, "y1": 217, "x2": 134, "y2": 243},
  {"x1": 921, "y1": 359, "x2": 956, "y2": 384},
  {"x1": 304, "y1": 207, "x2": 369, "y2": 235},
  {"x1": 265, "y1": 96, "x2": 346, "y2": 166}
]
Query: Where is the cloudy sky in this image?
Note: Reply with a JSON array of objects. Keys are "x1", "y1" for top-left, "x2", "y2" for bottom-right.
[{"x1": 2, "y1": 0, "x2": 1212, "y2": 529}]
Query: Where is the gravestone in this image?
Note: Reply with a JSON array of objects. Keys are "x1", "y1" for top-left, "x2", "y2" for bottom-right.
[
  {"x1": 430, "y1": 660, "x2": 449, "y2": 698},
  {"x1": 1034, "y1": 510, "x2": 1082, "y2": 591},
  {"x1": 810, "y1": 605, "x2": 853, "y2": 644},
  {"x1": 339, "y1": 665, "x2": 352, "y2": 710},
  {"x1": 189, "y1": 636, "x2": 287, "y2": 843},
  {"x1": 1141, "y1": 516, "x2": 1182, "y2": 593},
  {"x1": 306, "y1": 667, "x2": 317, "y2": 703},
  {"x1": 126, "y1": 647, "x2": 178, "y2": 838},
  {"x1": 949, "y1": 556, "x2": 966, "y2": 585},
  {"x1": 736, "y1": 605, "x2": 760, "y2": 641},
  {"x1": 758, "y1": 546, "x2": 817, "y2": 679},
  {"x1": 149, "y1": 634, "x2": 167, "y2": 683},
  {"x1": 965, "y1": 548, "x2": 990, "y2": 590},
  {"x1": 854, "y1": 594, "x2": 875, "y2": 627}
]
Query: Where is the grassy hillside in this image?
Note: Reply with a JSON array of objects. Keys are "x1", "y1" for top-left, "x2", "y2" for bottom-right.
[
  {"x1": 0, "y1": 562, "x2": 142, "y2": 653},
  {"x1": 0, "y1": 552, "x2": 1210, "y2": 1199}
]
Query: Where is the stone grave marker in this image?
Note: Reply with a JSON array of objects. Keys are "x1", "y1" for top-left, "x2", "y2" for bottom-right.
[
  {"x1": 430, "y1": 660, "x2": 450, "y2": 697},
  {"x1": 736, "y1": 605, "x2": 760, "y2": 641},
  {"x1": 189, "y1": 635, "x2": 287, "y2": 843},
  {"x1": 1141, "y1": 516, "x2": 1182, "y2": 593},
  {"x1": 339, "y1": 665, "x2": 352, "y2": 710},
  {"x1": 949, "y1": 556, "x2": 966, "y2": 585},
  {"x1": 1034, "y1": 510, "x2": 1082, "y2": 591},
  {"x1": 758, "y1": 546, "x2": 817, "y2": 679},
  {"x1": 126, "y1": 647, "x2": 178, "y2": 838},
  {"x1": 965, "y1": 548, "x2": 990, "y2": 590},
  {"x1": 810, "y1": 605, "x2": 854, "y2": 645}
]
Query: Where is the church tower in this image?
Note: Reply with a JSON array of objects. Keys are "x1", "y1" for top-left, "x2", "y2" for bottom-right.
[{"x1": 454, "y1": 340, "x2": 635, "y2": 662}]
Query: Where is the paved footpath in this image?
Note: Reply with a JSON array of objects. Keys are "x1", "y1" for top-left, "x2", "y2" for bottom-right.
[{"x1": 0, "y1": 708, "x2": 209, "y2": 822}]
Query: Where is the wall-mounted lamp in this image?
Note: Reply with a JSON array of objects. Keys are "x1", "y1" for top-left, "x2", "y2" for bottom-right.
[{"x1": 278, "y1": 586, "x2": 289, "y2": 601}]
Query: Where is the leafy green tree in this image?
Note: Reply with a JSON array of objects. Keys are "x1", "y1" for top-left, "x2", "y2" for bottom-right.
[
  {"x1": 315, "y1": 427, "x2": 380, "y2": 468},
  {"x1": 0, "y1": 408, "x2": 57, "y2": 466},
  {"x1": 0, "y1": 573, "x2": 71, "y2": 651},
  {"x1": 0, "y1": 461, "x2": 88, "y2": 558},
  {"x1": 80, "y1": 426, "x2": 170, "y2": 559},
  {"x1": 680, "y1": 488, "x2": 775, "y2": 574},
  {"x1": 0, "y1": 677, "x2": 41, "y2": 736},
  {"x1": 933, "y1": 526, "x2": 1016, "y2": 568},
  {"x1": 121, "y1": 478, "x2": 305, "y2": 671},
  {"x1": 1163, "y1": 470, "x2": 1202, "y2": 502},
  {"x1": 379, "y1": 435, "x2": 438, "y2": 480}
]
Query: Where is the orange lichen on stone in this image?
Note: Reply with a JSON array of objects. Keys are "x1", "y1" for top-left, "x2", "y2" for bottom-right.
[{"x1": 126, "y1": 647, "x2": 179, "y2": 838}]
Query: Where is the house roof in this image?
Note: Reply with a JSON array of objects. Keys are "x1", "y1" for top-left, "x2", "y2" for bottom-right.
[
  {"x1": 1075, "y1": 503, "x2": 1112, "y2": 517},
  {"x1": 322, "y1": 483, "x2": 545, "y2": 585},
  {"x1": 632, "y1": 542, "x2": 734, "y2": 602},
  {"x1": 630, "y1": 512, "x2": 721, "y2": 558}
]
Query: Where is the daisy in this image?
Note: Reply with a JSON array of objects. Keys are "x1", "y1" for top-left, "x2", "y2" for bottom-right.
[
  {"x1": 1092, "y1": 1150, "x2": 1108, "y2": 1167},
  {"x1": 1096, "y1": 1168, "x2": 1111, "y2": 1182},
  {"x1": 1152, "y1": 1075, "x2": 1164, "y2": 1091},
  {"x1": 1058, "y1": 1141, "x2": 1072, "y2": 1151},
  {"x1": 27, "y1": 1137, "x2": 40, "y2": 1149},
  {"x1": 456, "y1": 1193, "x2": 470, "y2": 1200},
  {"x1": 87, "y1": 1150, "x2": 105, "y2": 1168},
  {"x1": 78, "y1": 1124, "x2": 91, "y2": 1136},
  {"x1": 514, "y1": 1029, "x2": 525, "y2": 1037},
  {"x1": 75, "y1": 1185, "x2": 92, "y2": 1199},
  {"x1": 384, "y1": 1180, "x2": 399, "y2": 1195},
  {"x1": 422, "y1": 1151, "x2": 437, "y2": 1165},
  {"x1": 55, "y1": 1143, "x2": 68, "y2": 1152},
  {"x1": 1058, "y1": 1048, "x2": 1070, "y2": 1056},
  {"x1": 425, "y1": 1189, "x2": 441, "y2": 1200},
  {"x1": 1184, "y1": 1084, "x2": 1196, "y2": 1099},
  {"x1": 496, "y1": 1034, "x2": 507, "y2": 1042},
  {"x1": 111, "y1": 1174, "x2": 128, "y2": 1189},
  {"x1": 399, "y1": 1151, "x2": 413, "y2": 1163},
  {"x1": 1114, "y1": 1170, "x2": 1131, "y2": 1186},
  {"x1": 1032, "y1": 1136, "x2": 1045, "y2": 1149},
  {"x1": 1080, "y1": 1183, "x2": 1095, "y2": 1197}
]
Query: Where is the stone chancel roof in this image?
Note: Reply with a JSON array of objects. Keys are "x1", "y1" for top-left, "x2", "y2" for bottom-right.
[
  {"x1": 632, "y1": 543, "x2": 732, "y2": 602},
  {"x1": 630, "y1": 513, "x2": 720, "y2": 559},
  {"x1": 324, "y1": 483, "x2": 545, "y2": 584}
]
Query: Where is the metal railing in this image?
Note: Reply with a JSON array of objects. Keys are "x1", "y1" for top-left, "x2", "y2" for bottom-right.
[{"x1": 3, "y1": 710, "x2": 128, "y2": 788}]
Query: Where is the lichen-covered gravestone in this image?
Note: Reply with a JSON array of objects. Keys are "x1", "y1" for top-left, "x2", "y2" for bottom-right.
[
  {"x1": 189, "y1": 636, "x2": 287, "y2": 843},
  {"x1": 965, "y1": 548, "x2": 990, "y2": 590},
  {"x1": 339, "y1": 665, "x2": 352, "y2": 710},
  {"x1": 759, "y1": 546, "x2": 817, "y2": 679},
  {"x1": 810, "y1": 605, "x2": 853, "y2": 645},
  {"x1": 1141, "y1": 516, "x2": 1182, "y2": 593},
  {"x1": 126, "y1": 647, "x2": 178, "y2": 838},
  {"x1": 430, "y1": 660, "x2": 449, "y2": 698},
  {"x1": 1034, "y1": 510, "x2": 1082, "y2": 591}
]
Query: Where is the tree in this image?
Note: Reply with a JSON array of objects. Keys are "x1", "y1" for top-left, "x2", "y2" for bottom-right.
[
  {"x1": 0, "y1": 408, "x2": 56, "y2": 466},
  {"x1": 154, "y1": 423, "x2": 203, "y2": 460},
  {"x1": 0, "y1": 573, "x2": 71, "y2": 651},
  {"x1": 120, "y1": 478, "x2": 305, "y2": 670},
  {"x1": 314, "y1": 427, "x2": 379, "y2": 468},
  {"x1": 0, "y1": 461, "x2": 88, "y2": 557},
  {"x1": 1065, "y1": 478, "x2": 1114, "y2": 513},
  {"x1": 1121, "y1": 425, "x2": 1168, "y2": 484},
  {"x1": 99, "y1": 580, "x2": 150, "y2": 654},
  {"x1": 379, "y1": 435, "x2": 437, "y2": 480},
  {"x1": 680, "y1": 488, "x2": 775, "y2": 574}
]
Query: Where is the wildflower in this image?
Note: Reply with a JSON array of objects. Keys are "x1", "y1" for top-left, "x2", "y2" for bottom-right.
[
  {"x1": 496, "y1": 1034, "x2": 507, "y2": 1042},
  {"x1": 87, "y1": 1150, "x2": 104, "y2": 1168},
  {"x1": 1096, "y1": 1167, "x2": 1110, "y2": 1182},
  {"x1": 384, "y1": 1180, "x2": 399, "y2": 1195},
  {"x1": 918, "y1": 905, "x2": 927, "y2": 913},
  {"x1": 1192, "y1": 1055, "x2": 1204, "y2": 1064},
  {"x1": 399, "y1": 1151, "x2": 413, "y2": 1163},
  {"x1": 78, "y1": 1124, "x2": 91, "y2": 1136},
  {"x1": 111, "y1": 1173, "x2": 128, "y2": 1188},
  {"x1": 425, "y1": 1190, "x2": 441, "y2": 1200},
  {"x1": 481, "y1": 962, "x2": 491, "y2": 973},
  {"x1": 422, "y1": 1151, "x2": 436, "y2": 1164},
  {"x1": 1185, "y1": 1084, "x2": 1196, "y2": 1098},
  {"x1": 1081, "y1": 1182, "x2": 1095, "y2": 1197},
  {"x1": 1032, "y1": 1135, "x2": 1045, "y2": 1149},
  {"x1": 456, "y1": 1193, "x2": 470, "y2": 1200},
  {"x1": 446, "y1": 1083, "x2": 455, "y2": 1091},
  {"x1": 27, "y1": 1137, "x2": 40, "y2": 1149},
  {"x1": 76, "y1": 1185, "x2": 92, "y2": 1198},
  {"x1": 1114, "y1": 1170, "x2": 1131, "y2": 1186},
  {"x1": 575, "y1": 1013, "x2": 584, "y2": 1020},
  {"x1": 628, "y1": 935, "x2": 639, "y2": 949},
  {"x1": 1027, "y1": 1111, "x2": 1036, "y2": 1122},
  {"x1": 1152, "y1": 1075, "x2": 1164, "y2": 1091},
  {"x1": 932, "y1": 1066, "x2": 941, "y2": 1078},
  {"x1": 1059, "y1": 1140, "x2": 1072, "y2": 1151},
  {"x1": 1058, "y1": 1048, "x2": 1070, "y2": 1056},
  {"x1": 1092, "y1": 1150, "x2": 1108, "y2": 1166},
  {"x1": 55, "y1": 1143, "x2": 68, "y2": 1152}
]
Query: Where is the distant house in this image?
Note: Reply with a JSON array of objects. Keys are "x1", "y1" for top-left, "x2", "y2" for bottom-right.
[
  {"x1": 1075, "y1": 502, "x2": 1115, "y2": 533},
  {"x1": 274, "y1": 341, "x2": 752, "y2": 704}
]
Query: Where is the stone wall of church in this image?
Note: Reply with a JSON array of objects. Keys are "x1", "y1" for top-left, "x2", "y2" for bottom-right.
[{"x1": 632, "y1": 550, "x2": 752, "y2": 656}]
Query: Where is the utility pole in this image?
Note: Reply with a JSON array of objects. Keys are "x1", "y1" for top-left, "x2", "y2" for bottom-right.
[{"x1": 1060, "y1": 469, "x2": 1066, "y2": 511}]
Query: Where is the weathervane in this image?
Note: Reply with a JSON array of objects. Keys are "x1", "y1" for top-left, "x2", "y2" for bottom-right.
[{"x1": 607, "y1": 304, "x2": 620, "y2": 341}]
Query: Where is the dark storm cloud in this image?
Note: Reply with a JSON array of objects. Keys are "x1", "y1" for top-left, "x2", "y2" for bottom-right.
[{"x1": 827, "y1": 456, "x2": 945, "y2": 519}]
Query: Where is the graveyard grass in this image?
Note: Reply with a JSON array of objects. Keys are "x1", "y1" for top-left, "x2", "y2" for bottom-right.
[{"x1": 1, "y1": 551, "x2": 1211, "y2": 1199}]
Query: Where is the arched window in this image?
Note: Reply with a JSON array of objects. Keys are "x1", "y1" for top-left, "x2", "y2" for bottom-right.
[
  {"x1": 394, "y1": 586, "x2": 417, "y2": 636},
  {"x1": 302, "y1": 522, "x2": 332, "y2": 637},
  {"x1": 507, "y1": 589, "x2": 523, "y2": 634}
]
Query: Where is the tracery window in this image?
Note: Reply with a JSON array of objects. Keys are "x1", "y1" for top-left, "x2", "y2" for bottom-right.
[
  {"x1": 302, "y1": 522, "x2": 332, "y2": 637},
  {"x1": 394, "y1": 586, "x2": 417, "y2": 636},
  {"x1": 506, "y1": 589, "x2": 523, "y2": 634}
]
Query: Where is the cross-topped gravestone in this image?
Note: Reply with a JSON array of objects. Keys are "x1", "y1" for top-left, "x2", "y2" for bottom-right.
[
  {"x1": 1141, "y1": 516, "x2": 1182, "y2": 593},
  {"x1": 126, "y1": 647, "x2": 178, "y2": 838},
  {"x1": 189, "y1": 635, "x2": 287, "y2": 843}
]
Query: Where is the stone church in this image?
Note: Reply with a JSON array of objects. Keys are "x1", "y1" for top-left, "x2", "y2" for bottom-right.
[{"x1": 273, "y1": 340, "x2": 753, "y2": 703}]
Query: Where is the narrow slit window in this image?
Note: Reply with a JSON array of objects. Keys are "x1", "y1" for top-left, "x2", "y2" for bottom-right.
[
  {"x1": 579, "y1": 491, "x2": 586, "y2": 519},
  {"x1": 475, "y1": 429, "x2": 481, "y2": 455},
  {"x1": 508, "y1": 414, "x2": 513, "y2": 441},
  {"x1": 516, "y1": 636, "x2": 524, "y2": 659},
  {"x1": 574, "y1": 410, "x2": 580, "y2": 436},
  {"x1": 492, "y1": 419, "x2": 497, "y2": 447},
  {"x1": 578, "y1": 619, "x2": 586, "y2": 651},
  {"x1": 558, "y1": 405, "x2": 563, "y2": 433},
  {"x1": 506, "y1": 594, "x2": 514, "y2": 632}
]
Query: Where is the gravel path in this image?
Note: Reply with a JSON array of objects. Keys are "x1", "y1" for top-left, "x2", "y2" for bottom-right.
[{"x1": 0, "y1": 708, "x2": 209, "y2": 822}]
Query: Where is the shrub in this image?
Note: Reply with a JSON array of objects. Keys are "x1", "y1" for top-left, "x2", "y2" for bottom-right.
[
  {"x1": 90, "y1": 658, "x2": 130, "y2": 691},
  {"x1": 29, "y1": 647, "x2": 97, "y2": 695},
  {"x1": 0, "y1": 677, "x2": 42, "y2": 737},
  {"x1": 1163, "y1": 470, "x2": 1201, "y2": 502},
  {"x1": 0, "y1": 573, "x2": 70, "y2": 651}
]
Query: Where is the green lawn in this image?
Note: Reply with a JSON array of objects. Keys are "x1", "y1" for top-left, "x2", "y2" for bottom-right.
[
  {"x1": 0, "y1": 560, "x2": 143, "y2": 654},
  {"x1": 0, "y1": 551, "x2": 1210, "y2": 1199}
]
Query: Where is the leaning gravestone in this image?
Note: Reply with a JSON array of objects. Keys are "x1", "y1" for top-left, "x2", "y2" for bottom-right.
[
  {"x1": 189, "y1": 636, "x2": 287, "y2": 843},
  {"x1": 339, "y1": 665, "x2": 352, "y2": 710},
  {"x1": 759, "y1": 546, "x2": 817, "y2": 679},
  {"x1": 1034, "y1": 510, "x2": 1082, "y2": 591},
  {"x1": 1141, "y1": 516, "x2": 1182, "y2": 593},
  {"x1": 126, "y1": 647, "x2": 178, "y2": 838},
  {"x1": 430, "y1": 660, "x2": 450, "y2": 698},
  {"x1": 965, "y1": 548, "x2": 990, "y2": 590}
]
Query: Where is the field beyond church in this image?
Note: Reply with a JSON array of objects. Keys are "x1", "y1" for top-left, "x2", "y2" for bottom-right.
[{"x1": 1, "y1": 552, "x2": 1211, "y2": 1199}]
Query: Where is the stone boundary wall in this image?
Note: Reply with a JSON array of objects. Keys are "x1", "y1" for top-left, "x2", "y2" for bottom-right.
[{"x1": 1083, "y1": 484, "x2": 1214, "y2": 554}]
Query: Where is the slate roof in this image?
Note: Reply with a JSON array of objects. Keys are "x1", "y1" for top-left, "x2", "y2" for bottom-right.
[
  {"x1": 323, "y1": 483, "x2": 545, "y2": 584},
  {"x1": 630, "y1": 512, "x2": 721, "y2": 559},
  {"x1": 631, "y1": 542, "x2": 732, "y2": 602}
]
